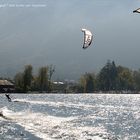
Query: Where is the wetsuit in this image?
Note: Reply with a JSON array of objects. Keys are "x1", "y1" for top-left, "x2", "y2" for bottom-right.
[{"x1": 5, "y1": 94, "x2": 11, "y2": 102}]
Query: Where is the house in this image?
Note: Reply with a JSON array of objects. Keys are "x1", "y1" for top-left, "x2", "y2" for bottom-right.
[
  {"x1": 0, "y1": 80, "x2": 15, "y2": 93},
  {"x1": 52, "y1": 81, "x2": 66, "y2": 93}
]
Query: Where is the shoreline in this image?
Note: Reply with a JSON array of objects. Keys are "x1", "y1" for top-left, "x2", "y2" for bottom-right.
[{"x1": 0, "y1": 91, "x2": 140, "y2": 94}]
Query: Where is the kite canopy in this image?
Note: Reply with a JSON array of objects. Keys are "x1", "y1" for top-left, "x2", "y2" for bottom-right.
[
  {"x1": 133, "y1": 8, "x2": 140, "y2": 13},
  {"x1": 82, "y1": 28, "x2": 93, "y2": 49}
]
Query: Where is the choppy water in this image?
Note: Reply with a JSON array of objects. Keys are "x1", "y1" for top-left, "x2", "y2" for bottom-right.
[{"x1": 0, "y1": 94, "x2": 140, "y2": 140}]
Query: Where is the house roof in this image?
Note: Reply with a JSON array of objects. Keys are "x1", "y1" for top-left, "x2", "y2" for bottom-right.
[{"x1": 0, "y1": 80, "x2": 14, "y2": 86}]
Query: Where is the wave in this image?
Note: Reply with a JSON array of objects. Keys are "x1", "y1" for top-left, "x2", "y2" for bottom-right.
[
  {"x1": 0, "y1": 107, "x2": 119, "y2": 140},
  {"x1": 12, "y1": 98, "x2": 136, "y2": 111},
  {"x1": 1, "y1": 94, "x2": 139, "y2": 139}
]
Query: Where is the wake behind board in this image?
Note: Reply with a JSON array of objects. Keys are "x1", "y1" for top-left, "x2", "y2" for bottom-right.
[
  {"x1": 0, "y1": 111, "x2": 11, "y2": 120},
  {"x1": 12, "y1": 100, "x2": 27, "y2": 103}
]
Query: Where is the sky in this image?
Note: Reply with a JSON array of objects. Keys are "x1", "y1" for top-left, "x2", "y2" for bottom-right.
[{"x1": 0, "y1": 0, "x2": 140, "y2": 80}]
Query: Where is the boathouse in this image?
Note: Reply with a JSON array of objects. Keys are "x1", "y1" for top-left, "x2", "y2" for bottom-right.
[{"x1": 0, "y1": 80, "x2": 15, "y2": 93}]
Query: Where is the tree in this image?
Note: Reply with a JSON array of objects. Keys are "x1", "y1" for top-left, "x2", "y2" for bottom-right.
[
  {"x1": 79, "y1": 72, "x2": 95, "y2": 93},
  {"x1": 79, "y1": 75, "x2": 86, "y2": 92},
  {"x1": 97, "y1": 60, "x2": 117, "y2": 91},
  {"x1": 14, "y1": 72, "x2": 24, "y2": 92},
  {"x1": 37, "y1": 66, "x2": 49, "y2": 92},
  {"x1": 133, "y1": 69, "x2": 140, "y2": 91},
  {"x1": 48, "y1": 65, "x2": 55, "y2": 92},
  {"x1": 23, "y1": 65, "x2": 33, "y2": 92},
  {"x1": 116, "y1": 66, "x2": 134, "y2": 90}
]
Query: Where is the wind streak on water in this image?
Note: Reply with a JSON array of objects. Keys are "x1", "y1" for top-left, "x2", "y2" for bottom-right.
[{"x1": 0, "y1": 94, "x2": 140, "y2": 140}]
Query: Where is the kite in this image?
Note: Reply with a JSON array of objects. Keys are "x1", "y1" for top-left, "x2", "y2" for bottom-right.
[
  {"x1": 81, "y1": 28, "x2": 93, "y2": 49},
  {"x1": 133, "y1": 8, "x2": 140, "y2": 13}
]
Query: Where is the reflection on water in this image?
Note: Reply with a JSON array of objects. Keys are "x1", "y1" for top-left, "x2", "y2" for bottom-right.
[{"x1": 0, "y1": 94, "x2": 140, "y2": 140}]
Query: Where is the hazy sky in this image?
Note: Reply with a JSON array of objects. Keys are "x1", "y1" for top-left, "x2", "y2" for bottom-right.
[{"x1": 0, "y1": 0, "x2": 140, "y2": 80}]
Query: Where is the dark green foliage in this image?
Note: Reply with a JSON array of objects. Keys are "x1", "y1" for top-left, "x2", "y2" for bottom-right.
[
  {"x1": 13, "y1": 65, "x2": 55, "y2": 93},
  {"x1": 14, "y1": 72, "x2": 24, "y2": 92},
  {"x1": 23, "y1": 65, "x2": 33, "y2": 92},
  {"x1": 116, "y1": 66, "x2": 134, "y2": 90},
  {"x1": 48, "y1": 65, "x2": 55, "y2": 92},
  {"x1": 97, "y1": 60, "x2": 117, "y2": 91},
  {"x1": 79, "y1": 60, "x2": 137, "y2": 93},
  {"x1": 79, "y1": 72, "x2": 95, "y2": 93},
  {"x1": 14, "y1": 65, "x2": 33, "y2": 92},
  {"x1": 133, "y1": 69, "x2": 140, "y2": 91},
  {"x1": 12, "y1": 61, "x2": 140, "y2": 93},
  {"x1": 37, "y1": 66, "x2": 49, "y2": 92}
]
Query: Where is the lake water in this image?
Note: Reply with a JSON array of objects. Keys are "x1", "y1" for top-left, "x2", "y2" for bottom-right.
[{"x1": 0, "y1": 94, "x2": 140, "y2": 140}]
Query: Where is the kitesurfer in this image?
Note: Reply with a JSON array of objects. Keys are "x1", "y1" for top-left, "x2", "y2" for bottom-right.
[{"x1": 5, "y1": 94, "x2": 12, "y2": 102}]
